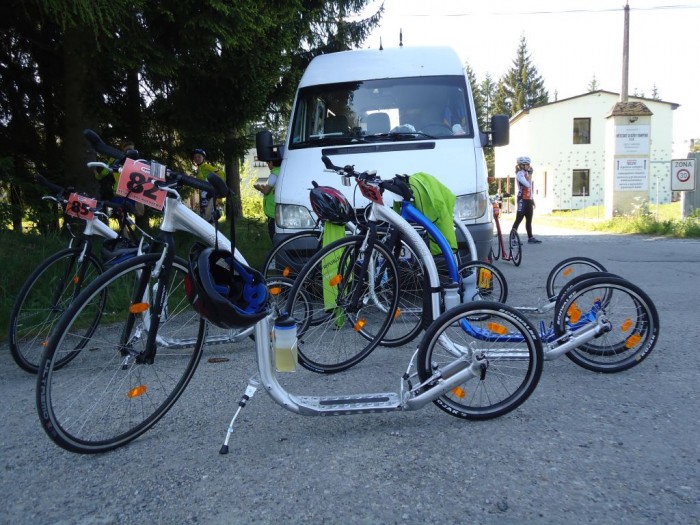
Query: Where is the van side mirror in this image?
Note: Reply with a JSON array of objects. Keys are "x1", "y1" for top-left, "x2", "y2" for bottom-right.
[
  {"x1": 256, "y1": 130, "x2": 276, "y2": 161},
  {"x1": 489, "y1": 115, "x2": 510, "y2": 147}
]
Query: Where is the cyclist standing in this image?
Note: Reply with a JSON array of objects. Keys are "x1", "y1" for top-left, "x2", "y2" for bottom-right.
[
  {"x1": 511, "y1": 156, "x2": 542, "y2": 244},
  {"x1": 192, "y1": 148, "x2": 225, "y2": 222}
]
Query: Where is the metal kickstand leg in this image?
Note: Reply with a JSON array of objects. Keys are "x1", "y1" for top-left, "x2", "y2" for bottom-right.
[{"x1": 219, "y1": 377, "x2": 260, "y2": 455}]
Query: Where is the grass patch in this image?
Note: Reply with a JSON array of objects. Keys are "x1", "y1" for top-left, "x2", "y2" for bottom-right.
[
  {"x1": 0, "y1": 216, "x2": 270, "y2": 342},
  {"x1": 536, "y1": 201, "x2": 700, "y2": 238}
]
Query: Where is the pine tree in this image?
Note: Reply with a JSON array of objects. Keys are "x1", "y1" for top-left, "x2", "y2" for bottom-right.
[
  {"x1": 478, "y1": 73, "x2": 497, "y2": 130},
  {"x1": 498, "y1": 35, "x2": 548, "y2": 116},
  {"x1": 587, "y1": 74, "x2": 600, "y2": 92},
  {"x1": 464, "y1": 62, "x2": 485, "y2": 130}
]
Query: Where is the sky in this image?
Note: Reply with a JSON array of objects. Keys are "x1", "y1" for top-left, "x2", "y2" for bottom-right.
[{"x1": 355, "y1": 0, "x2": 700, "y2": 157}]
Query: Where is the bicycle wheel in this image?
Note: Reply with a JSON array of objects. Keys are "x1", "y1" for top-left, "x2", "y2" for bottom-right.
[
  {"x1": 37, "y1": 254, "x2": 204, "y2": 454},
  {"x1": 262, "y1": 230, "x2": 322, "y2": 280},
  {"x1": 553, "y1": 271, "x2": 620, "y2": 314},
  {"x1": 379, "y1": 237, "x2": 427, "y2": 348},
  {"x1": 286, "y1": 235, "x2": 399, "y2": 373},
  {"x1": 508, "y1": 229, "x2": 522, "y2": 266},
  {"x1": 457, "y1": 261, "x2": 508, "y2": 303},
  {"x1": 491, "y1": 233, "x2": 501, "y2": 261},
  {"x1": 545, "y1": 256, "x2": 607, "y2": 301},
  {"x1": 9, "y1": 247, "x2": 104, "y2": 373},
  {"x1": 416, "y1": 301, "x2": 543, "y2": 420},
  {"x1": 553, "y1": 276, "x2": 659, "y2": 373}
]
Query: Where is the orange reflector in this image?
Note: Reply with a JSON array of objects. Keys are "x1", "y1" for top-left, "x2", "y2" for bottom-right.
[
  {"x1": 73, "y1": 276, "x2": 80, "y2": 285},
  {"x1": 567, "y1": 302, "x2": 581, "y2": 323},
  {"x1": 563, "y1": 267, "x2": 573, "y2": 277},
  {"x1": 329, "y1": 275, "x2": 342, "y2": 286},
  {"x1": 620, "y1": 318, "x2": 633, "y2": 332},
  {"x1": 478, "y1": 269, "x2": 492, "y2": 288},
  {"x1": 269, "y1": 286, "x2": 282, "y2": 296},
  {"x1": 393, "y1": 308, "x2": 401, "y2": 319},
  {"x1": 129, "y1": 303, "x2": 149, "y2": 314},
  {"x1": 42, "y1": 340, "x2": 48, "y2": 347},
  {"x1": 353, "y1": 318, "x2": 366, "y2": 331},
  {"x1": 282, "y1": 267, "x2": 291, "y2": 278},
  {"x1": 486, "y1": 322, "x2": 508, "y2": 335},
  {"x1": 625, "y1": 334, "x2": 642, "y2": 348},
  {"x1": 451, "y1": 386, "x2": 466, "y2": 399},
  {"x1": 127, "y1": 385, "x2": 147, "y2": 398}
]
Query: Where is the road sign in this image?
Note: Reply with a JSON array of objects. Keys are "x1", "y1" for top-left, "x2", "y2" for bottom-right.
[{"x1": 671, "y1": 159, "x2": 696, "y2": 191}]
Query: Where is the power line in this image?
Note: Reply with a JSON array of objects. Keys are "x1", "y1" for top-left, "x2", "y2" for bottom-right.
[{"x1": 404, "y1": 4, "x2": 700, "y2": 17}]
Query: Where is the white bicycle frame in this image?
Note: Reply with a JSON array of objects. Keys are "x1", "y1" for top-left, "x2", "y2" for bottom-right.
[{"x1": 136, "y1": 185, "x2": 256, "y2": 349}]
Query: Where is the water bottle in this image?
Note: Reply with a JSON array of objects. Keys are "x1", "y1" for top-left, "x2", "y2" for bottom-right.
[
  {"x1": 443, "y1": 283, "x2": 460, "y2": 311},
  {"x1": 273, "y1": 315, "x2": 298, "y2": 372}
]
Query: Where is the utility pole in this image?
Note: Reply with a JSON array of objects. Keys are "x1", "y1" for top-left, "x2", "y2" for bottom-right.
[{"x1": 621, "y1": 1, "x2": 630, "y2": 102}]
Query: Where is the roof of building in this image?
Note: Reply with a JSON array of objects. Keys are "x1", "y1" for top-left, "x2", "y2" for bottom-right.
[{"x1": 509, "y1": 90, "x2": 679, "y2": 124}]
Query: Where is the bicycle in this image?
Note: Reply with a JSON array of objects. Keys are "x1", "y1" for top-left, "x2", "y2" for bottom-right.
[
  {"x1": 8, "y1": 175, "x2": 145, "y2": 373},
  {"x1": 283, "y1": 156, "x2": 509, "y2": 374},
  {"x1": 489, "y1": 197, "x2": 522, "y2": 266},
  {"x1": 221, "y1": 264, "x2": 656, "y2": 452},
  {"x1": 36, "y1": 129, "x2": 269, "y2": 454},
  {"x1": 263, "y1": 181, "x2": 486, "y2": 348}
]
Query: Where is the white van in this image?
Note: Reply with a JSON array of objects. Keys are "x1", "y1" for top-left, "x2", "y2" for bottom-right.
[{"x1": 257, "y1": 46, "x2": 509, "y2": 260}]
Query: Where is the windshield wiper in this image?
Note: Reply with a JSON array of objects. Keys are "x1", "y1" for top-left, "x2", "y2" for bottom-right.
[{"x1": 366, "y1": 131, "x2": 436, "y2": 141}]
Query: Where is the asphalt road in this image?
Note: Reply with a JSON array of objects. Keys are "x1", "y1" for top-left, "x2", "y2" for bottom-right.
[{"x1": 1, "y1": 225, "x2": 699, "y2": 524}]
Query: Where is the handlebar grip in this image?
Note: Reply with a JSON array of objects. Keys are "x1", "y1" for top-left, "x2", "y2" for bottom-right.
[
  {"x1": 35, "y1": 174, "x2": 65, "y2": 195},
  {"x1": 321, "y1": 155, "x2": 338, "y2": 170},
  {"x1": 207, "y1": 173, "x2": 232, "y2": 198},
  {"x1": 167, "y1": 171, "x2": 215, "y2": 194},
  {"x1": 83, "y1": 129, "x2": 126, "y2": 160},
  {"x1": 381, "y1": 177, "x2": 413, "y2": 201}
]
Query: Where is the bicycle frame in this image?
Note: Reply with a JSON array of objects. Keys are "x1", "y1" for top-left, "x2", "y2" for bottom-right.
[
  {"x1": 249, "y1": 314, "x2": 484, "y2": 416},
  {"x1": 126, "y1": 188, "x2": 255, "y2": 357},
  {"x1": 491, "y1": 202, "x2": 516, "y2": 261}
]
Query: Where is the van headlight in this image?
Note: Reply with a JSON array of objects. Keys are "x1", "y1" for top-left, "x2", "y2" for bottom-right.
[
  {"x1": 454, "y1": 192, "x2": 488, "y2": 220},
  {"x1": 277, "y1": 204, "x2": 316, "y2": 229}
]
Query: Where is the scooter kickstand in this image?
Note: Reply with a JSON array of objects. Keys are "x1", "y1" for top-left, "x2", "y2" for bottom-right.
[{"x1": 219, "y1": 377, "x2": 260, "y2": 455}]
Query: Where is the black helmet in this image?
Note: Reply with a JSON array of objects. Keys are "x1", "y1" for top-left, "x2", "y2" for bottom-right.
[
  {"x1": 185, "y1": 243, "x2": 269, "y2": 329},
  {"x1": 309, "y1": 185, "x2": 352, "y2": 225},
  {"x1": 101, "y1": 238, "x2": 140, "y2": 267},
  {"x1": 192, "y1": 148, "x2": 207, "y2": 158}
]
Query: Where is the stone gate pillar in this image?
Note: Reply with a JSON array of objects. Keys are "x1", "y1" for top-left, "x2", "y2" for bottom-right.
[{"x1": 604, "y1": 101, "x2": 653, "y2": 218}]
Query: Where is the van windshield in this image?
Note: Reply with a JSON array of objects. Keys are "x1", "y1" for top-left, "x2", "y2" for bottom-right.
[{"x1": 289, "y1": 76, "x2": 473, "y2": 149}]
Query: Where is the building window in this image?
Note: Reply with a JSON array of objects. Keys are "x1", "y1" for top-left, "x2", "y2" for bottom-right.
[
  {"x1": 572, "y1": 169, "x2": 590, "y2": 196},
  {"x1": 573, "y1": 118, "x2": 591, "y2": 144}
]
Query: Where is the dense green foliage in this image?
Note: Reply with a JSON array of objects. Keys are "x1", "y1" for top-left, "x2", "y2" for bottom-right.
[{"x1": 0, "y1": 0, "x2": 382, "y2": 232}]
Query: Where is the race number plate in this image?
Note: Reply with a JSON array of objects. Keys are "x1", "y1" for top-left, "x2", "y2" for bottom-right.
[
  {"x1": 116, "y1": 159, "x2": 167, "y2": 210},
  {"x1": 65, "y1": 193, "x2": 97, "y2": 221}
]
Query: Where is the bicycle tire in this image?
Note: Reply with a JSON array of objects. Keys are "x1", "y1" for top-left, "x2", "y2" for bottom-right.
[
  {"x1": 416, "y1": 301, "x2": 543, "y2": 420},
  {"x1": 553, "y1": 271, "x2": 620, "y2": 314},
  {"x1": 285, "y1": 235, "x2": 399, "y2": 374},
  {"x1": 37, "y1": 254, "x2": 204, "y2": 453},
  {"x1": 9, "y1": 247, "x2": 104, "y2": 373},
  {"x1": 491, "y1": 233, "x2": 501, "y2": 261},
  {"x1": 545, "y1": 256, "x2": 607, "y2": 302},
  {"x1": 509, "y1": 230, "x2": 522, "y2": 266},
  {"x1": 262, "y1": 230, "x2": 322, "y2": 280},
  {"x1": 553, "y1": 276, "x2": 659, "y2": 373},
  {"x1": 378, "y1": 236, "x2": 427, "y2": 348},
  {"x1": 457, "y1": 261, "x2": 508, "y2": 304}
]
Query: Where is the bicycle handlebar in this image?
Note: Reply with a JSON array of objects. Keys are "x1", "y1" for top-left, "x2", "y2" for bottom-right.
[
  {"x1": 83, "y1": 129, "x2": 126, "y2": 160},
  {"x1": 35, "y1": 174, "x2": 68, "y2": 195},
  {"x1": 164, "y1": 171, "x2": 216, "y2": 195},
  {"x1": 320, "y1": 155, "x2": 413, "y2": 202},
  {"x1": 207, "y1": 172, "x2": 233, "y2": 198}
]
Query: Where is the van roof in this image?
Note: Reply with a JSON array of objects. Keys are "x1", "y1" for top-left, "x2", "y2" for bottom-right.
[{"x1": 299, "y1": 46, "x2": 464, "y2": 87}]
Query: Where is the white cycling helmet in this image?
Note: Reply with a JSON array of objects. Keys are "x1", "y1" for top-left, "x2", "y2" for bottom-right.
[{"x1": 517, "y1": 156, "x2": 531, "y2": 165}]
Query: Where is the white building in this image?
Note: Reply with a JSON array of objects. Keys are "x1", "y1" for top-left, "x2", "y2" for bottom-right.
[{"x1": 494, "y1": 90, "x2": 679, "y2": 213}]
